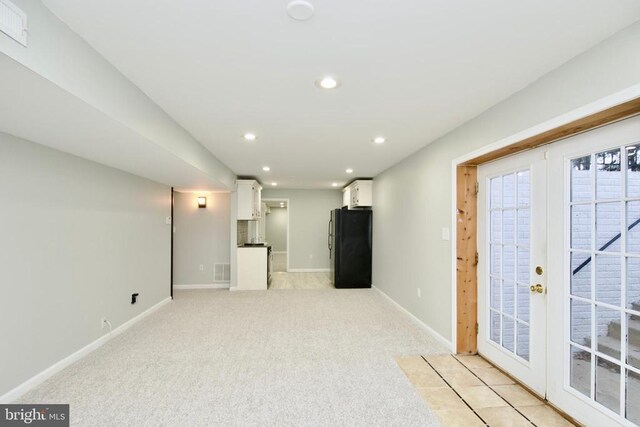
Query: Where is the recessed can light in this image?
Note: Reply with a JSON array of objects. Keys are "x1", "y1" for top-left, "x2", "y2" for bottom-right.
[
  {"x1": 345, "y1": 168, "x2": 353, "y2": 174},
  {"x1": 243, "y1": 133, "x2": 257, "y2": 141},
  {"x1": 262, "y1": 166, "x2": 270, "y2": 172},
  {"x1": 271, "y1": 182, "x2": 278, "y2": 186},
  {"x1": 332, "y1": 183, "x2": 338, "y2": 187},
  {"x1": 373, "y1": 136, "x2": 386, "y2": 144},
  {"x1": 316, "y1": 76, "x2": 339, "y2": 90}
]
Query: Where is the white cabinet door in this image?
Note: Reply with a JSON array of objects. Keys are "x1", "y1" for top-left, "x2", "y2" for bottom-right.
[
  {"x1": 237, "y1": 180, "x2": 262, "y2": 220},
  {"x1": 342, "y1": 187, "x2": 351, "y2": 208},
  {"x1": 350, "y1": 180, "x2": 373, "y2": 208}
]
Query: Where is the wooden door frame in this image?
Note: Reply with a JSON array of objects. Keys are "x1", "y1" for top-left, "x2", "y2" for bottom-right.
[{"x1": 452, "y1": 92, "x2": 640, "y2": 354}]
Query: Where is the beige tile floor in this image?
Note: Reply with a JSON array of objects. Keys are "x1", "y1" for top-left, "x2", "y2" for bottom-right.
[
  {"x1": 397, "y1": 354, "x2": 579, "y2": 427},
  {"x1": 269, "y1": 271, "x2": 333, "y2": 289}
]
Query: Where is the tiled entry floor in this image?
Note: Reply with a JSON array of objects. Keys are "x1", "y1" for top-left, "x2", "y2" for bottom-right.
[{"x1": 397, "y1": 354, "x2": 578, "y2": 427}]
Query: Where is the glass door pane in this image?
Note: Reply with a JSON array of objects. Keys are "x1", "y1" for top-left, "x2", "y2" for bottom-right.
[
  {"x1": 567, "y1": 143, "x2": 640, "y2": 424},
  {"x1": 488, "y1": 170, "x2": 531, "y2": 361}
]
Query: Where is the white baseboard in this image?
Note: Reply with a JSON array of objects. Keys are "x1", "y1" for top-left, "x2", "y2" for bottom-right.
[
  {"x1": 287, "y1": 268, "x2": 330, "y2": 273},
  {"x1": 173, "y1": 283, "x2": 230, "y2": 290},
  {"x1": 0, "y1": 296, "x2": 172, "y2": 404},
  {"x1": 373, "y1": 286, "x2": 453, "y2": 351}
]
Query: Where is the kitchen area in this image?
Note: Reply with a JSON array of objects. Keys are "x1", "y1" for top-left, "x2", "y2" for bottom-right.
[
  {"x1": 236, "y1": 179, "x2": 272, "y2": 290},
  {"x1": 234, "y1": 178, "x2": 373, "y2": 291}
]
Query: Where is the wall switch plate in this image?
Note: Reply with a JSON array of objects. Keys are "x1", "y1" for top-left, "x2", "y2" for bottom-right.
[
  {"x1": 417, "y1": 288, "x2": 421, "y2": 298},
  {"x1": 441, "y1": 227, "x2": 450, "y2": 241},
  {"x1": 199, "y1": 264, "x2": 204, "y2": 271},
  {"x1": 165, "y1": 216, "x2": 172, "y2": 225}
]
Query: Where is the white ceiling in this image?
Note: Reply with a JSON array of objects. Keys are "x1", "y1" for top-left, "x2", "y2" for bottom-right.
[{"x1": 43, "y1": 0, "x2": 640, "y2": 189}]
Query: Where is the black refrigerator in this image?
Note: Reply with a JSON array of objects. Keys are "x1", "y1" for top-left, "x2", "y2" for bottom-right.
[{"x1": 328, "y1": 208, "x2": 372, "y2": 288}]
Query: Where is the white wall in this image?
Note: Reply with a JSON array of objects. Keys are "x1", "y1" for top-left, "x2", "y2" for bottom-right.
[
  {"x1": 173, "y1": 192, "x2": 230, "y2": 285},
  {"x1": 0, "y1": 132, "x2": 170, "y2": 397},
  {"x1": 261, "y1": 189, "x2": 342, "y2": 270},
  {"x1": 372, "y1": 21, "x2": 640, "y2": 343},
  {"x1": 0, "y1": 0, "x2": 235, "y2": 190},
  {"x1": 266, "y1": 207, "x2": 288, "y2": 252}
]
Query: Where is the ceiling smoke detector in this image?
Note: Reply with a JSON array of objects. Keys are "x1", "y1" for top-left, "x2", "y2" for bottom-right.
[{"x1": 287, "y1": 1, "x2": 315, "y2": 21}]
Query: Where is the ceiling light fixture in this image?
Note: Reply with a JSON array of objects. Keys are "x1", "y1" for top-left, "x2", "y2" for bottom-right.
[
  {"x1": 271, "y1": 182, "x2": 278, "y2": 186},
  {"x1": 316, "y1": 76, "x2": 339, "y2": 90},
  {"x1": 332, "y1": 183, "x2": 338, "y2": 187},
  {"x1": 262, "y1": 166, "x2": 270, "y2": 172},
  {"x1": 287, "y1": 0, "x2": 315, "y2": 21},
  {"x1": 345, "y1": 168, "x2": 353, "y2": 174},
  {"x1": 243, "y1": 133, "x2": 257, "y2": 141},
  {"x1": 373, "y1": 136, "x2": 386, "y2": 144}
]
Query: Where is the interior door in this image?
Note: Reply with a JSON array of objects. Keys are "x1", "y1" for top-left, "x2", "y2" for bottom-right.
[
  {"x1": 547, "y1": 115, "x2": 640, "y2": 427},
  {"x1": 477, "y1": 146, "x2": 548, "y2": 396}
]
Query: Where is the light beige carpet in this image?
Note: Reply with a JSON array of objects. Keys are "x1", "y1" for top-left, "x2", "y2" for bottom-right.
[{"x1": 17, "y1": 289, "x2": 449, "y2": 426}]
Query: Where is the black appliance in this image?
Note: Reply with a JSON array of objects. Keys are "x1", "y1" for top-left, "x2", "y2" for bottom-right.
[{"x1": 328, "y1": 208, "x2": 372, "y2": 288}]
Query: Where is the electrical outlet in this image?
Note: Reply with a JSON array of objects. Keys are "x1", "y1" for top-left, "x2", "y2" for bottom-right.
[
  {"x1": 417, "y1": 288, "x2": 421, "y2": 298},
  {"x1": 199, "y1": 264, "x2": 204, "y2": 271},
  {"x1": 441, "y1": 227, "x2": 450, "y2": 241}
]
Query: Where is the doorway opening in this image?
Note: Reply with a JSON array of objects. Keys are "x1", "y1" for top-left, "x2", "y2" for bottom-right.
[{"x1": 262, "y1": 199, "x2": 289, "y2": 273}]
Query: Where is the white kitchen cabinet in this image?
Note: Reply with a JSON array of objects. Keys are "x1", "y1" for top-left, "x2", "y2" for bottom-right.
[
  {"x1": 345, "y1": 180, "x2": 372, "y2": 208},
  {"x1": 342, "y1": 186, "x2": 351, "y2": 208},
  {"x1": 237, "y1": 179, "x2": 262, "y2": 220},
  {"x1": 237, "y1": 247, "x2": 268, "y2": 290}
]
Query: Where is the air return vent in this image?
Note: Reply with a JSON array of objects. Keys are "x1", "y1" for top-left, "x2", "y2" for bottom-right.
[
  {"x1": 214, "y1": 263, "x2": 230, "y2": 282},
  {"x1": 0, "y1": 0, "x2": 27, "y2": 46}
]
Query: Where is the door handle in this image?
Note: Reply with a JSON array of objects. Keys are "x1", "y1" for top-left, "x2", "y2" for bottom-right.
[{"x1": 530, "y1": 284, "x2": 544, "y2": 294}]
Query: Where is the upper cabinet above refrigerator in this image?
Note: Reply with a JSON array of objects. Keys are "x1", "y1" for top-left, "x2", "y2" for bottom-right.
[{"x1": 342, "y1": 180, "x2": 372, "y2": 209}]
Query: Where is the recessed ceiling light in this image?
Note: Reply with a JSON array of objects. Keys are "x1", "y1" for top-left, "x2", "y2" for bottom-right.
[
  {"x1": 316, "y1": 76, "x2": 339, "y2": 90},
  {"x1": 262, "y1": 166, "x2": 270, "y2": 172},
  {"x1": 373, "y1": 136, "x2": 386, "y2": 144},
  {"x1": 271, "y1": 182, "x2": 278, "y2": 186},
  {"x1": 280, "y1": 203, "x2": 285, "y2": 207},
  {"x1": 243, "y1": 133, "x2": 257, "y2": 141},
  {"x1": 332, "y1": 183, "x2": 338, "y2": 187},
  {"x1": 287, "y1": 0, "x2": 314, "y2": 21},
  {"x1": 345, "y1": 168, "x2": 353, "y2": 174}
]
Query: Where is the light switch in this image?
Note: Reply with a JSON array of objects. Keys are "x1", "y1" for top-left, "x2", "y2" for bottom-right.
[
  {"x1": 441, "y1": 227, "x2": 450, "y2": 241},
  {"x1": 165, "y1": 216, "x2": 172, "y2": 225}
]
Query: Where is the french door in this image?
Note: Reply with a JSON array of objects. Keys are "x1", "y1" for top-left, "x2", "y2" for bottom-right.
[
  {"x1": 477, "y1": 115, "x2": 640, "y2": 426},
  {"x1": 547, "y1": 115, "x2": 640, "y2": 427},
  {"x1": 477, "y1": 146, "x2": 548, "y2": 396}
]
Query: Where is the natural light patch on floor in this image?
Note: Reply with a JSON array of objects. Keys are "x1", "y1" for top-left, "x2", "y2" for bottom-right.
[{"x1": 397, "y1": 354, "x2": 577, "y2": 426}]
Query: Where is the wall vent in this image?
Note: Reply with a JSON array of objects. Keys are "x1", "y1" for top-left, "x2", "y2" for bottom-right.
[
  {"x1": 0, "y1": 0, "x2": 27, "y2": 46},
  {"x1": 214, "y1": 263, "x2": 230, "y2": 282}
]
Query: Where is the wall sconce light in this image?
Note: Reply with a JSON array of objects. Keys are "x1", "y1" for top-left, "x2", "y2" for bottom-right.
[{"x1": 197, "y1": 196, "x2": 207, "y2": 208}]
